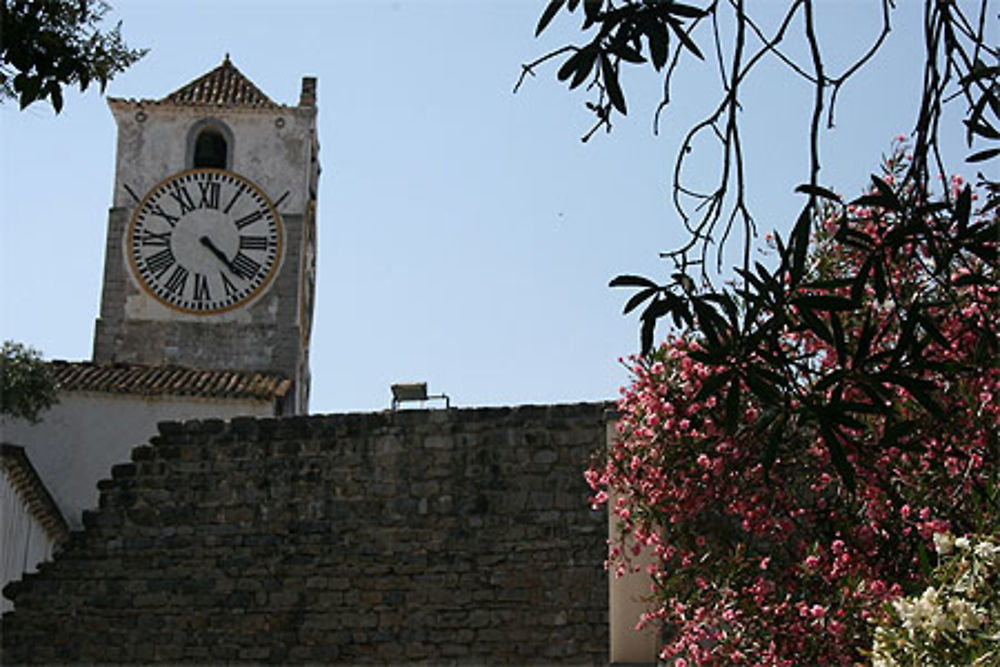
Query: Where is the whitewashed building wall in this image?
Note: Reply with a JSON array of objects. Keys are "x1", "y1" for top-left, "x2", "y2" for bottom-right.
[
  {"x1": 2, "y1": 390, "x2": 277, "y2": 531},
  {"x1": 0, "y1": 445, "x2": 68, "y2": 614}
]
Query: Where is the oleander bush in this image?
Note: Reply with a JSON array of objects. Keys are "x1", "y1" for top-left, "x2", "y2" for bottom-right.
[{"x1": 589, "y1": 144, "x2": 999, "y2": 665}]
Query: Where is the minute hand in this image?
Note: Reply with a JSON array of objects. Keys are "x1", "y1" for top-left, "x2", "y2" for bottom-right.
[{"x1": 200, "y1": 236, "x2": 236, "y2": 273}]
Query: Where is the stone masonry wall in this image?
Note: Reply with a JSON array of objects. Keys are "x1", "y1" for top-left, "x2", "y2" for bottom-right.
[{"x1": 1, "y1": 403, "x2": 609, "y2": 664}]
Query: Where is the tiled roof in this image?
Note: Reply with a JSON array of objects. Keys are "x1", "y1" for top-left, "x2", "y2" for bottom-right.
[
  {"x1": 48, "y1": 361, "x2": 291, "y2": 402},
  {"x1": 161, "y1": 55, "x2": 278, "y2": 109},
  {"x1": 1, "y1": 444, "x2": 70, "y2": 546}
]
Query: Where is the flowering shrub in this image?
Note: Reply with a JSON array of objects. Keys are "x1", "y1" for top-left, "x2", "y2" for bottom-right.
[
  {"x1": 591, "y1": 146, "x2": 999, "y2": 664},
  {"x1": 871, "y1": 533, "x2": 1000, "y2": 666}
]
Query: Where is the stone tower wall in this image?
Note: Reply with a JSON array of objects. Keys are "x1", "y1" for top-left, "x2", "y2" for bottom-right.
[
  {"x1": 94, "y1": 80, "x2": 319, "y2": 414},
  {"x1": 1, "y1": 403, "x2": 609, "y2": 664}
]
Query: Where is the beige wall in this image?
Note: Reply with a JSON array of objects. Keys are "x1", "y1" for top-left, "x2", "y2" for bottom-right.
[
  {"x1": 606, "y1": 417, "x2": 659, "y2": 666},
  {"x1": 0, "y1": 391, "x2": 274, "y2": 529}
]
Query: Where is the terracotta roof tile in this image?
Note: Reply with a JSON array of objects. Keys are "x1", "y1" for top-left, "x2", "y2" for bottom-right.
[
  {"x1": 48, "y1": 361, "x2": 290, "y2": 402},
  {"x1": 161, "y1": 56, "x2": 278, "y2": 109}
]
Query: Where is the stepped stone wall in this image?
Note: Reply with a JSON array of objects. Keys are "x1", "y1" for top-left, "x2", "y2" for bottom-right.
[{"x1": 1, "y1": 403, "x2": 610, "y2": 665}]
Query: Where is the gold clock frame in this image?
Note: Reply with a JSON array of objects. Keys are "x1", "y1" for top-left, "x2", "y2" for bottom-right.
[{"x1": 125, "y1": 168, "x2": 285, "y2": 315}]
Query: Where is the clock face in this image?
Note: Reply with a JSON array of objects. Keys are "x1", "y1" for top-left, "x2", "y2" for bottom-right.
[{"x1": 126, "y1": 169, "x2": 283, "y2": 314}]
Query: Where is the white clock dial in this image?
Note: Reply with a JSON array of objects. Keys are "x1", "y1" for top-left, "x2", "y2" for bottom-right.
[{"x1": 127, "y1": 169, "x2": 283, "y2": 314}]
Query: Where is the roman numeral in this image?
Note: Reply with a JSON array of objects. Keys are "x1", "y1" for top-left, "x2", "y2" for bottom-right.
[
  {"x1": 141, "y1": 230, "x2": 171, "y2": 246},
  {"x1": 148, "y1": 204, "x2": 179, "y2": 226},
  {"x1": 230, "y1": 252, "x2": 261, "y2": 280},
  {"x1": 145, "y1": 249, "x2": 175, "y2": 277},
  {"x1": 193, "y1": 273, "x2": 211, "y2": 301},
  {"x1": 221, "y1": 271, "x2": 238, "y2": 298},
  {"x1": 168, "y1": 185, "x2": 196, "y2": 215},
  {"x1": 197, "y1": 182, "x2": 220, "y2": 209},
  {"x1": 164, "y1": 265, "x2": 189, "y2": 295},
  {"x1": 239, "y1": 235, "x2": 269, "y2": 251},
  {"x1": 224, "y1": 185, "x2": 245, "y2": 214},
  {"x1": 234, "y1": 209, "x2": 265, "y2": 230}
]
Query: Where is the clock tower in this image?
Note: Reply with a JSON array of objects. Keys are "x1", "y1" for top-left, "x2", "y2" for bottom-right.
[{"x1": 92, "y1": 57, "x2": 319, "y2": 415}]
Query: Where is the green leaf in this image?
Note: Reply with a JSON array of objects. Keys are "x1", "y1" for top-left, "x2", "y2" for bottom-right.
[
  {"x1": 692, "y1": 298, "x2": 727, "y2": 347},
  {"x1": 761, "y1": 413, "x2": 786, "y2": 481},
  {"x1": 611, "y1": 42, "x2": 646, "y2": 64},
  {"x1": 582, "y1": 0, "x2": 602, "y2": 28},
  {"x1": 954, "y1": 185, "x2": 973, "y2": 234},
  {"x1": 795, "y1": 304, "x2": 833, "y2": 344},
  {"x1": 557, "y1": 46, "x2": 597, "y2": 88},
  {"x1": 791, "y1": 295, "x2": 856, "y2": 312},
  {"x1": 851, "y1": 188, "x2": 898, "y2": 211},
  {"x1": 870, "y1": 175, "x2": 900, "y2": 209},
  {"x1": 745, "y1": 367, "x2": 781, "y2": 403},
  {"x1": 966, "y1": 147, "x2": 1000, "y2": 163},
  {"x1": 755, "y1": 262, "x2": 781, "y2": 298},
  {"x1": 724, "y1": 378, "x2": 741, "y2": 432},
  {"x1": 916, "y1": 312, "x2": 949, "y2": 349},
  {"x1": 963, "y1": 118, "x2": 1000, "y2": 141},
  {"x1": 829, "y1": 311, "x2": 847, "y2": 365},
  {"x1": 49, "y1": 83, "x2": 63, "y2": 114},
  {"x1": 789, "y1": 204, "x2": 812, "y2": 285},
  {"x1": 701, "y1": 293, "x2": 739, "y2": 329},
  {"x1": 794, "y1": 183, "x2": 842, "y2": 202},
  {"x1": 17, "y1": 75, "x2": 42, "y2": 109},
  {"x1": 694, "y1": 369, "x2": 732, "y2": 402},
  {"x1": 850, "y1": 256, "x2": 873, "y2": 305},
  {"x1": 887, "y1": 374, "x2": 943, "y2": 417},
  {"x1": 951, "y1": 272, "x2": 989, "y2": 288},
  {"x1": 735, "y1": 266, "x2": 766, "y2": 294},
  {"x1": 872, "y1": 260, "x2": 888, "y2": 302},
  {"x1": 839, "y1": 400, "x2": 889, "y2": 417},
  {"x1": 622, "y1": 286, "x2": 657, "y2": 315},
  {"x1": 819, "y1": 421, "x2": 855, "y2": 493},
  {"x1": 854, "y1": 310, "x2": 876, "y2": 366},
  {"x1": 829, "y1": 406, "x2": 865, "y2": 430},
  {"x1": 536, "y1": 0, "x2": 566, "y2": 36},
  {"x1": 610, "y1": 274, "x2": 659, "y2": 289},
  {"x1": 641, "y1": 296, "x2": 674, "y2": 322},
  {"x1": 600, "y1": 53, "x2": 627, "y2": 115},
  {"x1": 664, "y1": 2, "x2": 708, "y2": 19},
  {"x1": 686, "y1": 347, "x2": 726, "y2": 365},
  {"x1": 879, "y1": 420, "x2": 917, "y2": 448},
  {"x1": 645, "y1": 20, "x2": 669, "y2": 70},
  {"x1": 667, "y1": 18, "x2": 703, "y2": 60},
  {"x1": 640, "y1": 311, "x2": 656, "y2": 355}
]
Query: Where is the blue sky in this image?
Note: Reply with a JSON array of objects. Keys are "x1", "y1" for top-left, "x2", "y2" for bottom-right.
[{"x1": 0, "y1": 1, "x2": 974, "y2": 414}]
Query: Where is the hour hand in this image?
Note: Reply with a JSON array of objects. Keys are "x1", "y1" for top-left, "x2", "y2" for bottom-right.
[{"x1": 200, "y1": 236, "x2": 234, "y2": 270}]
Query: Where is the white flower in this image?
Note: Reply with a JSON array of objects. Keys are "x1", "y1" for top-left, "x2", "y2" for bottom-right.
[
  {"x1": 973, "y1": 540, "x2": 1000, "y2": 567},
  {"x1": 947, "y1": 598, "x2": 983, "y2": 631},
  {"x1": 933, "y1": 532, "x2": 955, "y2": 555},
  {"x1": 872, "y1": 533, "x2": 1000, "y2": 665}
]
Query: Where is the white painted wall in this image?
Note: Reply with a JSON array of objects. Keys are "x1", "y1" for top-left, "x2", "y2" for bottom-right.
[
  {"x1": 109, "y1": 102, "x2": 314, "y2": 221},
  {"x1": 0, "y1": 391, "x2": 273, "y2": 530},
  {"x1": 0, "y1": 467, "x2": 59, "y2": 613}
]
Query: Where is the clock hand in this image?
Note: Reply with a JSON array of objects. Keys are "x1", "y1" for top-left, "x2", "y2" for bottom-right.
[{"x1": 199, "y1": 236, "x2": 236, "y2": 272}]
